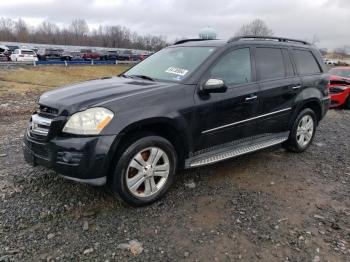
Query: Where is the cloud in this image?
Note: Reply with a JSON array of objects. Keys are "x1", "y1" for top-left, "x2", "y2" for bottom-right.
[{"x1": 0, "y1": 0, "x2": 349, "y2": 49}]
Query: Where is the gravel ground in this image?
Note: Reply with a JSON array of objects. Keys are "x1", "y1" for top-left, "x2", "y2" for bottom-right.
[{"x1": 0, "y1": 98, "x2": 349, "y2": 261}]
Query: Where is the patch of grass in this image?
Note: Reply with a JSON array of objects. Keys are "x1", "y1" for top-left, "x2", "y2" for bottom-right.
[{"x1": 0, "y1": 65, "x2": 130, "y2": 96}]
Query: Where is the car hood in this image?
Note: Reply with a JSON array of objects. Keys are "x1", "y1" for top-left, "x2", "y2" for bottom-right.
[
  {"x1": 38, "y1": 77, "x2": 175, "y2": 114},
  {"x1": 329, "y1": 75, "x2": 350, "y2": 82}
]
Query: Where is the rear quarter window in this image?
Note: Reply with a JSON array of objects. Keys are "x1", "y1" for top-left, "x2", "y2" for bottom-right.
[
  {"x1": 22, "y1": 50, "x2": 34, "y2": 55},
  {"x1": 292, "y1": 50, "x2": 321, "y2": 75}
]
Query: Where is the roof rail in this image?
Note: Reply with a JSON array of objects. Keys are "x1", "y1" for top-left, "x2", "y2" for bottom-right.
[
  {"x1": 228, "y1": 35, "x2": 310, "y2": 45},
  {"x1": 173, "y1": 38, "x2": 216, "y2": 45}
]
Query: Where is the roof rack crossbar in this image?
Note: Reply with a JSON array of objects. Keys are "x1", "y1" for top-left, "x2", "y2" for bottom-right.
[
  {"x1": 228, "y1": 35, "x2": 310, "y2": 45},
  {"x1": 173, "y1": 39, "x2": 216, "y2": 45}
]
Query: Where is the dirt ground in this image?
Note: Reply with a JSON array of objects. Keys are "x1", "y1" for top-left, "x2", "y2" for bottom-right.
[{"x1": 0, "y1": 67, "x2": 349, "y2": 261}]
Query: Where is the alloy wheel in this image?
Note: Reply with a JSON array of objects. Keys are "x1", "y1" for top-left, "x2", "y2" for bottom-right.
[
  {"x1": 296, "y1": 115, "x2": 314, "y2": 148},
  {"x1": 126, "y1": 147, "x2": 170, "y2": 198}
]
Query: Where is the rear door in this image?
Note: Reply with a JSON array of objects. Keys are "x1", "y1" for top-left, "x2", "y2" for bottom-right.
[
  {"x1": 254, "y1": 46, "x2": 302, "y2": 134},
  {"x1": 291, "y1": 48, "x2": 323, "y2": 97}
]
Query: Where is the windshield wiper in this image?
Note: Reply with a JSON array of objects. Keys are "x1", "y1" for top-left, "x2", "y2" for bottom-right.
[
  {"x1": 127, "y1": 75, "x2": 155, "y2": 81},
  {"x1": 120, "y1": 74, "x2": 131, "y2": 78}
]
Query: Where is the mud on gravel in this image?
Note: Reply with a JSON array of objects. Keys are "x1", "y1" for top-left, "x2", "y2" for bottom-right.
[{"x1": 0, "y1": 99, "x2": 349, "y2": 261}]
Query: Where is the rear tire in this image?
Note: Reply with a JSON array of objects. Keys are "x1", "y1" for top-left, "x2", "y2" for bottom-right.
[
  {"x1": 111, "y1": 135, "x2": 177, "y2": 207},
  {"x1": 284, "y1": 108, "x2": 317, "y2": 153}
]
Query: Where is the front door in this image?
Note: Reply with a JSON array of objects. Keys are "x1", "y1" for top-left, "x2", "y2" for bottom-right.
[{"x1": 193, "y1": 47, "x2": 260, "y2": 152}]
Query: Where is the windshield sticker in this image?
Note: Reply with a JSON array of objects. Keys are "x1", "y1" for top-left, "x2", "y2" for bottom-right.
[{"x1": 165, "y1": 67, "x2": 189, "y2": 76}]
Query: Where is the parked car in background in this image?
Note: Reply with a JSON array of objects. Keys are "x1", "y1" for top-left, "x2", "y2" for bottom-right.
[
  {"x1": 5, "y1": 45, "x2": 19, "y2": 54},
  {"x1": 139, "y1": 53, "x2": 152, "y2": 61},
  {"x1": 337, "y1": 61, "x2": 349, "y2": 66},
  {"x1": 80, "y1": 49, "x2": 100, "y2": 60},
  {"x1": 4, "y1": 45, "x2": 20, "y2": 60},
  {"x1": 117, "y1": 50, "x2": 140, "y2": 61},
  {"x1": 60, "y1": 51, "x2": 82, "y2": 61},
  {"x1": 325, "y1": 59, "x2": 337, "y2": 66},
  {"x1": 24, "y1": 36, "x2": 330, "y2": 206},
  {"x1": 0, "y1": 52, "x2": 7, "y2": 61},
  {"x1": 100, "y1": 50, "x2": 119, "y2": 60},
  {"x1": 0, "y1": 45, "x2": 9, "y2": 61},
  {"x1": 328, "y1": 67, "x2": 350, "y2": 108},
  {"x1": 37, "y1": 48, "x2": 62, "y2": 60},
  {"x1": 10, "y1": 49, "x2": 38, "y2": 62}
]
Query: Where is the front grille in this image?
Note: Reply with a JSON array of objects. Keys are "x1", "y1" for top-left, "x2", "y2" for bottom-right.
[
  {"x1": 331, "y1": 100, "x2": 338, "y2": 105},
  {"x1": 28, "y1": 114, "x2": 53, "y2": 141},
  {"x1": 329, "y1": 87, "x2": 346, "y2": 94},
  {"x1": 38, "y1": 105, "x2": 59, "y2": 119}
]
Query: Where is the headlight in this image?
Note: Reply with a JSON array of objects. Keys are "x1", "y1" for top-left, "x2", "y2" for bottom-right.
[{"x1": 62, "y1": 107, "x2": 114, "y2": 135}]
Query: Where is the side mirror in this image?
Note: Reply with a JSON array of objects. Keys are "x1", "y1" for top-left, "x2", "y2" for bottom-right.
[{"x1": 201, "y1": 79, "x2": 227, "y2": 93}]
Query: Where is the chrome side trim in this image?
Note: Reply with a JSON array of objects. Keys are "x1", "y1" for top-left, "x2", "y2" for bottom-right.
[
  {"x1": 189, "y1": 136, "x2": 288, "y2": 168},
  {"x1": 59, "y1": 175, "x2": 107, "y2": 186},
  {"x1": 202, "y1": 107, "x2": 292, "y2": 134}
]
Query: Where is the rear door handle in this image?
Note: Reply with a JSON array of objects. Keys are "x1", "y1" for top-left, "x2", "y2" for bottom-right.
[
  {"x1": 292, "y1": 85, "x2": 302, "y2": 90},
  {"x1": 245, "y1": 95, "x2": 258, "y2": 101}
]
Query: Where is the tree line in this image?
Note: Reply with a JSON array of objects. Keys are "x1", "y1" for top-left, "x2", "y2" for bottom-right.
[
  {"x1": 0, "y1": 18, "x2": 168, "y2": 51},
  {"x1": 0, "y1": 17, "x2": 346, "y2": 55}
]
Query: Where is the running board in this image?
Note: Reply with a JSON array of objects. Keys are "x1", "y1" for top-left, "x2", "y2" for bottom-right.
[{"x1": 185, "y1": 132, "x2": 289, "y2": 168}]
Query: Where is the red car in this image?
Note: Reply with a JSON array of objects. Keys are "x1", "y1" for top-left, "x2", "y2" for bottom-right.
[
  {"x1": 80, "y1": 49, "x2": 100, "y2": 60},
  {"x1": 328, "y1": 67, "x2": 350, "y2": 109}
]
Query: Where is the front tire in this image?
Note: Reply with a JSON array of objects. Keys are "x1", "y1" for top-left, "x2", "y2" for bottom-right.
[
  {"x1": 285, "y1": 108, "x2": 317, "y2": 153},
  {"x1": 111, "y1": 135, "x2": 177, "y2": 206}
]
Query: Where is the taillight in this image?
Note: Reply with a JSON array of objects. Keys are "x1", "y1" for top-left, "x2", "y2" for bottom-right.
[{"x1": 128, "y1": 55, "x2": 131, "y2": 60}]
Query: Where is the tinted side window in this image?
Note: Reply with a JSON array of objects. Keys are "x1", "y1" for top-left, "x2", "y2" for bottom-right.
[
  {"x1": 293, "y1": 50, "x2": 321, "y2": 75},
  {"x1": 209, "y1": 48, "x2": 252, "y2": 85},
  {"x1": 255, "y1": 48, "x2": 285, "y2": 80}
]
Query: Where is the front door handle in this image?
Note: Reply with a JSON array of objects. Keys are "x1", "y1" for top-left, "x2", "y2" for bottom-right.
[
  {"x1": 292, "y1": 85, "x2": 302, "y2": 90},
  {"x1": 245, "y1": 95, "x2": 258, "y2": 101}
]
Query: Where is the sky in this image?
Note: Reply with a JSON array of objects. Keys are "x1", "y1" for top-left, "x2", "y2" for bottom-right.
[{"x1": 0, "y1": 0, "x2": 349, "y2": 50}]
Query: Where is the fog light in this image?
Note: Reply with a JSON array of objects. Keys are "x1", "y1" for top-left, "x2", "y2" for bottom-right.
[{"x1": 62, "y1": 152, "x2": 73, "y2": 163}]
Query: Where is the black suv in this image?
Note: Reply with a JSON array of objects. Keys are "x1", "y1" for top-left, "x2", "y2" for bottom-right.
[
  {"x1": 23, "y1": 36, "x2": 330, "y2": 206},
  {"x1": 37, "y1": 48, "x2": 62, "y2": 60}
]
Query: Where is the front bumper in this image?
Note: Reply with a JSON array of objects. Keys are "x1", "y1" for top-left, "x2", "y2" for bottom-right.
[{"x1": 23, "y1": 132, "x2": 117, "y2": 185}]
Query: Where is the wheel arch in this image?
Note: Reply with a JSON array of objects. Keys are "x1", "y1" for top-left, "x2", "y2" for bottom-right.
[
  {"x1": 106, "y1": 117, "x2": 191, "y2": 182},
  {"x1": 290, "y1": 98, "x2": 323, "y2": 129}
]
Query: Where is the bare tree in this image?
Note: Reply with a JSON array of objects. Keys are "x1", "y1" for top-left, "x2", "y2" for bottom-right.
[
  {"x1": 319, "y1": 48, "x2": 328, "y2": 56},
  {"x1": 311, "y1": 35, "x2": 320, "y2": 45},
  {"x1": 235, "y1": 18, "x2": 273, "y2": 37},
  {"x1": 69, "y1": 19, "x2": 89, "y2": 45},
  {"x1": 14, "y1": 19, "x2": 29, "y2": 42},
  {"x1": 0, "y1": 18, "x2": 14, "y2": 41},
  {"x1": 34, "y1": 20, "x2": 60, "y2": 44},
  {"x1": 334, "y1": 46, "x2": 350, "y2": 59}
]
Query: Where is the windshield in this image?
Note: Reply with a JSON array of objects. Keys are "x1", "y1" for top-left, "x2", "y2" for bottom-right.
[
  {"x1": 124, "y1": 46, "x2": 216, "y2": 82},
  {"x1": 329, "y1": 68, "x2": 350, "y2": 78}
]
